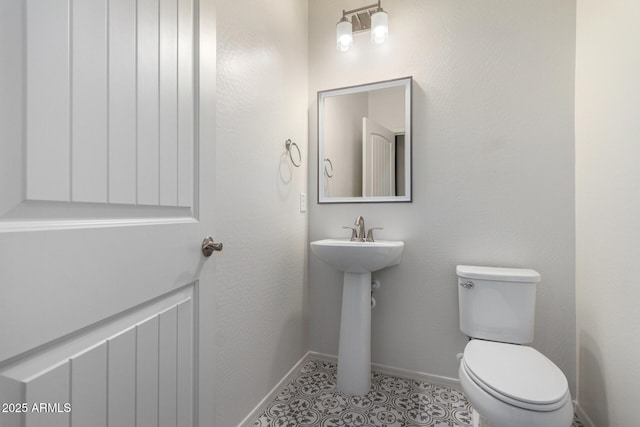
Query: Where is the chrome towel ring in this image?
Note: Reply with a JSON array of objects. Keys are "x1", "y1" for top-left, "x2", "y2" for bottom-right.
[
  {"x1": 324, "y1": 158, "x2": 334, "y2": 178},
  {"x1": 285, "y1": 139, "x2": 302, "y2": 167}
]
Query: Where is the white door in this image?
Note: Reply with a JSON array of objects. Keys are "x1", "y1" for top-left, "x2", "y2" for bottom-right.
[
  {"x1": 0, "y1": 0, "x2": 216, "y2": 426},
  {"x1": 362, "y1": 117, "x2": 396, "y2": 197}
]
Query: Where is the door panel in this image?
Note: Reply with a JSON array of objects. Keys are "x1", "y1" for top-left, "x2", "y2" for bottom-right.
[
  {"x1": 24, "y1": 363, "x2": 70, "y2": 427},
  {"x1": 0, "y1": 0, "x2": 23, "y2": 217},
  {"x1": 19, "y1": 0, "x2": 194, "y2": 208},
  {"x1": 25, "y1": 0, "x2": 70, "y2": 202},
  {"x1": 362, "y1": 117, "x2": 396, "y2": 197},
  {"x1": 107, "y1": 328, "x2": 136, "y2": 426},
  {"x1": 0, "y1": 0, "x2": 215, "y2": 426},
  {"x1": 0, "y1": 225, "x2": 200, "y2": 361},
  {"x1": 108, "y1": 0, "x2": 138, "y2": 205},
  {"x1": 72, "y1": 0, "x2": 109, "y2": 203},
  {"x1": 0, "y1": 286, "x2": 195, "y2": 427},
  {"x1": 71, "y1": 343, "x2": 108, "y2": 426}
]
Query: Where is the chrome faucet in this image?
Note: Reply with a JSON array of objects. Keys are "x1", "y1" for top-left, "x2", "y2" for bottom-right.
[
  {"x1": 343, "y1": 216, "x2": 383, "y2": 242},
  {"x1": 354, "y1": 216, "x2": 366, "y2": 242}
]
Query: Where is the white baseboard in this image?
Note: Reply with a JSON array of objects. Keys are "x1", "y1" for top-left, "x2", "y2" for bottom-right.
[
  {"x1": 373, "y1": 361, "x2": 461, "y2": 390},
  {"x1": 237, "y1": 351, "x2": 461, "y2": 427},
  {"x1": 308, "y1": 351, "x2": 461, "y2": 390},
  {"x1": 574, "y1": 401, "x2": 596, "y2": 427},
  {"x1": 237, "y1": 351, "x2": 312, "y2": 427}
]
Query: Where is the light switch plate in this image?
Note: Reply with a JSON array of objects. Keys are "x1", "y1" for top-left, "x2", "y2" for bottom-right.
[{"x1": 300, "y1": 192, "x2": 307, "y2": 212}]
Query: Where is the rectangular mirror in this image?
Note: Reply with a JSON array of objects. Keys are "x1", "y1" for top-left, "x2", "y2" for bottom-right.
[{"x1": 318, "y1": 76, "x2": 412, "y2": 203}]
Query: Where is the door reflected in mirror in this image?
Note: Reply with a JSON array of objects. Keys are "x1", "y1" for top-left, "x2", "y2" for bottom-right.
[{"x1": 318, "y1": 77, "x2": 412, "y2": 203}]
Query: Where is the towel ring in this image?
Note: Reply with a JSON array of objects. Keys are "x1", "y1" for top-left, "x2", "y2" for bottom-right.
[
  {"x1": 324, "y1": 158, "x2": 334, "y2": 178},
  {"x1": 285, "y1": 139, "x2": 301, "y2": 167}
]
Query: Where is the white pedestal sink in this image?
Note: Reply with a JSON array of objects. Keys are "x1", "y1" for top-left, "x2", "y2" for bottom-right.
[{"x1": 310, "y1": 239, "x2": 404, "y2": 395}]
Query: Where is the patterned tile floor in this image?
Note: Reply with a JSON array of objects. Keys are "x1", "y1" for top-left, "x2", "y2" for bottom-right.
[{"x1": 251, "y1": 359, "x2": 585, "y2": 427}]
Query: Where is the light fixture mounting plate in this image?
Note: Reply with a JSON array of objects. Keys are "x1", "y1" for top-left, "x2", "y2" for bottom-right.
[{"x1": 351, "y1": 11, "x2": 372, "y2": 33}]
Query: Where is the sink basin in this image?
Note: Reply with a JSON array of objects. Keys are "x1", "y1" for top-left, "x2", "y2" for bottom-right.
[
  {"x1": 310, "y1": 238, "x2": 404, "y2": 395},
  {"x1": 310, "y1": 239, "x2": 404, "y2": 273}
]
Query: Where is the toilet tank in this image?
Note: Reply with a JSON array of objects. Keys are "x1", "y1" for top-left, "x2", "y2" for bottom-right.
[{"x1": 457, "y1": 265, "x2": 541, "y2": 344}]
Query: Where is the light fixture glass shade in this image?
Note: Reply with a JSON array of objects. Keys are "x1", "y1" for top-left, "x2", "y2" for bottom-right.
[
  {"x1": 371, "y1": 9, "x2": 388, "y2": 44},
  {"x1": 336, "y1": 18, "x2": 353, "y2": 51}
]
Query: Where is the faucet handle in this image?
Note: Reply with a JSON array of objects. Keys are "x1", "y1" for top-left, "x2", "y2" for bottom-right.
[
  {"x1": 342, "y1": 226, "x2": 358, "y2": 241},
  {"x1": 365, "y1": 227, "x2": 384, "y2": 242}
]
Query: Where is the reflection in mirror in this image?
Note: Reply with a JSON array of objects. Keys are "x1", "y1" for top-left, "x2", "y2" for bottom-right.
[{"x1": 318, "y1": 77, "x2": 412, "y2": 203}]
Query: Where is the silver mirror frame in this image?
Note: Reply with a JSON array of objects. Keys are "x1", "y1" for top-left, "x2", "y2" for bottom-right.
[{"x1": 317, "y1": 76, "x2": 412, "y2": 204}]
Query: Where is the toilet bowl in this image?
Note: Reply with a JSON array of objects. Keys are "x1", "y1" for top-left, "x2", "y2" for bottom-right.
[{"x1": 458, "y1": 340, "x2": 573, "y2": 427}]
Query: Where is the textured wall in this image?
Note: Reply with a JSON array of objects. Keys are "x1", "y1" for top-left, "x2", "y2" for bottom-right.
[
  {"x1": 214, "y1": 0, "x2": 308, "y2": 425},
  {"x1": 308, "y1": 0, "x2": 577, "y2": 395},
  {"x1": 575, "y1": 1, "x2": 640, "y2": 425}
]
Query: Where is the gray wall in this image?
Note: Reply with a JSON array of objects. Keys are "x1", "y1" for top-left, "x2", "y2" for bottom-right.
[
  {"x1": 324, "y1": 93, "x2": 367, "y2": 197},
  {"x1": 214, "y1": 0, "x2": 309, "y2": 425},
  {"x1": 575, "y1": 1, "x2": 640, "y2": 425},
  {"x1": 308, "y1": 0, "x2": 577, "y2": 395}
]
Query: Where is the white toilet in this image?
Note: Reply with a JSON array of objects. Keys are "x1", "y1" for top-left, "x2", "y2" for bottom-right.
[{"x1": 456, "y1": 265, "x2": 573, "y2": 427}]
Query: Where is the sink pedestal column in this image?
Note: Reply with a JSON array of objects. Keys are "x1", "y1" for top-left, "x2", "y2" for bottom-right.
[{"x1": 337, "y1": 272, "x2": 372, "y2": 396}]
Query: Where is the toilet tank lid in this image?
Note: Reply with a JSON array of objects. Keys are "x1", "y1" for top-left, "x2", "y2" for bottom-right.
[{"x1": 456, "y1": 265, "x2": 541, "y2": 282}]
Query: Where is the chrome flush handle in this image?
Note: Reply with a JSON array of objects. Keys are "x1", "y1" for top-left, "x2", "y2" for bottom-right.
[{"x1": 460, "y1": 281, "x2": 474, "y2": 289}]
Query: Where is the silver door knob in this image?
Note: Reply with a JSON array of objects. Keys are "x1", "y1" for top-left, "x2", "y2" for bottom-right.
[{"x1": 202, "y1": 236, "x2": 223, "y2": 257}]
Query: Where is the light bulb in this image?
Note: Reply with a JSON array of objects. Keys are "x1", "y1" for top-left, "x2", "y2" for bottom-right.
[
  {"x1": 336, "y1": 17, "x2": 353, "y2": 51},
  {"x1": 371, "y1": 8, "x2": 388, "y2": 44}
]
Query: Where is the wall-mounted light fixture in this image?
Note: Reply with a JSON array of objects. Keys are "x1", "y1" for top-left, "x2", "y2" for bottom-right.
[{"x1": 336, "y1": 1, "x2": 388, "y2": 52}]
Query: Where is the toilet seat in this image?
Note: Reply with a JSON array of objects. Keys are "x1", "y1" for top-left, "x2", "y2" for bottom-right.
[{"x1": 462, "y1": 340, "x2": 569, "y2": 412}]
